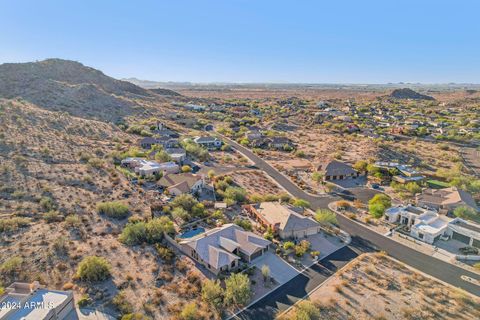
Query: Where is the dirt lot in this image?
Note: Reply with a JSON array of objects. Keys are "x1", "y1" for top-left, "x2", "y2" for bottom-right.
[
  {"x1": 279, "y1": 252, "x2": 480, "y2": 320},
  {"x1": 230, "y1": 170, "x2": 284, "y2": 196}
]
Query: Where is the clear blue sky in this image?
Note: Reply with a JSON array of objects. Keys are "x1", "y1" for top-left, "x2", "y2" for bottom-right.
[{"x1": 1, "y1": 0, "x2": 479, "y2": 83}]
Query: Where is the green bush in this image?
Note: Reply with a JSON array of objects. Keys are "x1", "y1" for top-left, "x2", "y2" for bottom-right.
[
  {"x1": 96, "y1": 201, "x2": 129, "y2": 219},
  {"x1": 234, "y1": 218, "x2": 252, "y2": 231},
  {"x1": 315, "y1": 209, "x2": 338, "y2": 225},
  {"x1": 65, "y1": 214, "x2": 81, "y2": 228},
  {"x1": 40, "y1": 196, "x2": 55, "y2": 211},
  {"x1": 180, "y1": 302, "x2": 198, "y2": 320},
  {"x1": 119, "y1": 222, "x2": 147, "y2": 245},
  {"x1": 224, "y1": 273, "x2": 251, "y2": 307},
  {"x1": 201, "y1": 279, "x2": 224, "y2": 309},
  {"x1": 0, "y1": 217, "x2": 30, "y2": 233},
  {"x1": 368, "y1": 194, "x2": 391, "y2": 218},
  {"x1": 44, "y1": 210, "x2": 63, "y2": 223},
  {"x1": 119, "y1": 217, "x2": 175, "y2": 245},
  {"x1": 121, "y1": 314, "x2": 152, "y2": 320},
  {"x1": 112, "y1": 291, "x2": 134, "y2": 315},
  {"x1": 292, "y1": 198, "x2": 311, "y2": 208},
  {"x1": 76, "y1": 256, "x2": 111, "y2": 282},
  {"x1": 0, "y1": 257, "x2": 23, "y2": 275}
]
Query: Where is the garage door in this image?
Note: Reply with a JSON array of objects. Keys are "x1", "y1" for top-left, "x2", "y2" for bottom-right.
[
  {"x1": 250, "y1": 249, "x2": 264, "y2": 261},
  {"x1": 472, "y1": 238, "x2": 480, "y2": 249},
  {"x1": 452, "y1": 231, "x2": 471, "y2": 245}
]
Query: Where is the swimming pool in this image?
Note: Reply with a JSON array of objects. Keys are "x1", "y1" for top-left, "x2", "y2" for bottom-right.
[{"x1": 179, "y1": 227, "x2": 205, "y2": 239}]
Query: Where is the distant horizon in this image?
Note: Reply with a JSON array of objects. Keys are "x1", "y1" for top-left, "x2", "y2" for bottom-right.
[
  {"x1": 1, "y1": 1, "x2": 480, "y2": 83},
  {"x1": 122, "y1": 76, "x2": 480, "y2": 87}
]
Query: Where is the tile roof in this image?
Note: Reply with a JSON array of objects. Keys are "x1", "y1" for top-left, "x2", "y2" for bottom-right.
[
  {"x1": 318, "y1": 160, "x2": 357, "y2": 176},
  {"x1": 251, "y1": 202, "x2": 320, "y2": 233},
  {"x1": 158, "y1": 173, "x2": 202, "y2": 189},
  {"x1": 417, "y1": 187, "x2": 478, "y2": 211},
  {"x1": 181, "y1": 224, "x2": 270, "y2": 270}
]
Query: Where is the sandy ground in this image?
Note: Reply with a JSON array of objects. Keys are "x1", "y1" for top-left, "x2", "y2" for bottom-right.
[{"x1": 279, "y1": 252, "x2": 480, "y2": 320}]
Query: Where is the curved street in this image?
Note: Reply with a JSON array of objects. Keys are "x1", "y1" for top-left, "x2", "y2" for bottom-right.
[{"x1": 220, "y1": 134, "x2": 480, "y2": 319}]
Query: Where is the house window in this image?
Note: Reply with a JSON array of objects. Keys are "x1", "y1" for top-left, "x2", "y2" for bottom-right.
[{"x1": 418, "y1": 233, "x2": 424, "y2": 239}]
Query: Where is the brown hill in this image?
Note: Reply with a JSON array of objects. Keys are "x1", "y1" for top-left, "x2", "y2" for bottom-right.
[
  {"x1": 0, "y1": 59, "x2": 161, "y2": 122},
  {"x1": 390, "y1": 88, "x2": 435, "y2": 100},
  {"x1": 149, "y1": 87, "x2": 182, "y2": 96}
]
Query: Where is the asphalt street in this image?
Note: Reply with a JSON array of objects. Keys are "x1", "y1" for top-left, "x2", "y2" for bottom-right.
[{"x1": 220, "y1": 134, "x2": 480, "y2": 316}]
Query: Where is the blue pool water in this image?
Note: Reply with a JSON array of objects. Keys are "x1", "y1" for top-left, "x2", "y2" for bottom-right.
[{"x1": 179, "y1": 227, "x2": 205, "y2": 239}]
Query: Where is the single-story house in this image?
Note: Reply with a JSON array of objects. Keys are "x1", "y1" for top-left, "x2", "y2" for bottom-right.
[
  {"x1": 244, "y1": 202, "x2": 322, "y2": 239},
  {"x1": 386, "y1": 205, "x2": 480, "y2": 247},
  {"x1": 180, "y1": 223, "x2": 271, "y2": 275},
  {"x1": 416, "y1": 187, "x2": 478, "y2": 214},
  {"x1": 269, "y1": 137, "x2": 294, "y2": 150},
  {"x1": 158, "y1": 173, "x2": 205, "y2": 196},
  {"x1": 139, "y1": 136, "x2": 179, "y2": 149},
  {"x1": 165, "y1": 148, "x2": 187, "y2": 163},
  {"x1": 0, "y1": 281, "x2": 74, "y2": 320},
  {"x1": 385, "y1": 205, "x2": 437, "y2": 226},
  {"x1": 194, "y1": 136, "x2": 223, "y2": 150},
  {"x1": 121, "y1": 158, "x2": 179, "y2": 176},
  {"x1": 317, "y1": 160, "x2": 359, "y2": 181},
  {"x1": 446, "y1": 219, "x2": 480, "y2": 248}
]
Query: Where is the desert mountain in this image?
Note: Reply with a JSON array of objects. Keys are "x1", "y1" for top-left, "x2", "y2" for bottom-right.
[
  {"x1": 0, "y1": 59, "x2": 161, "y2": 122},
  {"x1": 390, "y1": 88, "x2": 435, "y2": 100},
  {"x1": 149, "y1": 88, "x2": 182, "y2": 96}
]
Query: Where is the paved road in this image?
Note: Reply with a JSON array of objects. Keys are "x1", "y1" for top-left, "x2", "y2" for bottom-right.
[
  {"x1": 221, "y1": 135, "x2": 480, "y2": 301},
  {"x1": 461, "y1": 147, "x2": 480, "y2": 177}
]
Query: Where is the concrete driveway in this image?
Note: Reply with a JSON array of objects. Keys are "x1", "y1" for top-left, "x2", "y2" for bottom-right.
[{"x1": 252, "y1": 251, "x2": 299, "y2": 284}]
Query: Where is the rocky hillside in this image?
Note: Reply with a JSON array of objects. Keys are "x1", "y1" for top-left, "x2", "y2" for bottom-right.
[
  {"x1": 0, "y1": 59, "x2": 163, "y2": 122},
  {"x1": 390, "y1": 88, "x2": 435, "y2": 100},
  {"x1": 149, "y1": 88, "x2": 182, "y2": 96}
]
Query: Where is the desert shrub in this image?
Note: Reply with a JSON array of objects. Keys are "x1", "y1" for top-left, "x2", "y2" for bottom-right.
[
  {"x1": 292, "y1": 198, "x2": 311, "y2": 208},
  {"x1": 181, "y1": 165, "x2": 192, "y2": 173},
  {"x1": 77, "y1": 294, "x2": 92, "y2": 307},
  {"x1": 295, "y1": 240, "x2": 311, "y2": 257},
  {"x1": 224, "y1": 273, "x2": 251, "y2": 307},
  {"x1": 180, "y1": 302, "x2": 198, "y2": 320},
  {"x1": 368, "y1": 194, "x2": 391, "y2": 218},
  {"x1": 0, "y1": 217, "x2": 30, "y2": 233},
  {"x1": 119, "y1": 222, "x2": 147, "y2": 245},
  {"x1": 121, "y1": 314, "x2": 152, "y2": 320},
  {"x1": 315, "y1": 209, "x2": 337, "y2": 225},
  {"x1": 295, "y1": 300, "x2": 320, "y2": 320},
  {"x1": 112, "y1": 290, "x2": 134, "y2": 315},
  {"x1": 44, "y1": 210, "x2": 63, "y2": 223},
  {"x1": 120, "y1": 217, "x2": 174, "y2": 245},
  {"x1": 65, "y1": 214, "x2": 81, "y2": 228},
  {"x1": 156, "y1": 245, "x2": 175, "y2": 263},
  {"x1": 234, "y1": 218, "x2": 252, "y2": 231},
  {"x1": 40, "y1": 196, "x2": 55, "y2": 211},
  {"x1": 201, "y1": 279, "x2": 224, "y2": 309},
  {"x1": 62, "y1": 282, "x2": 74, "y2": 290},
  {"x1": 96, "y1": 201, "x2": 129, "y2": 219},
  {"x1": 0, "y1": 257, "x2": 23, "y2": 275},
  {"x1": 87, "y1": 157, "x2": 104, "y2": 169},
  {"x1": 336, "y1": 200, "x2": 350, "y2": 210},
  {"x1": 283, "y1": 241, "x2": 295, "y2": 250},
  {"x1": 454, "y1": 206, "x2": 478, "y2": 221},
  {"x1": 223, "y1": 186, "x2": 247, "y2": 204},
  {"x1": 76, "y1": 256, "x2": 111, "y2": 282}
]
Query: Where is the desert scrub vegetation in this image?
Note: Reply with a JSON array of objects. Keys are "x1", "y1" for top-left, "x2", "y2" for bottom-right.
[
  {"x1": 96, "y1": 201, "x2": 129, "y2": 219},
  {"x1": 0, "y1": 256, "x2": 23, "y2": 276},
  {"x1": 76, "y1": 256, "x2": 111, "y2": 282},
  {"x1": 0, "y1": 217, "x2": 30, "y2": 233},
  {"x1": 119, "y1": 216, "x2": 175, "y2": 245}
]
